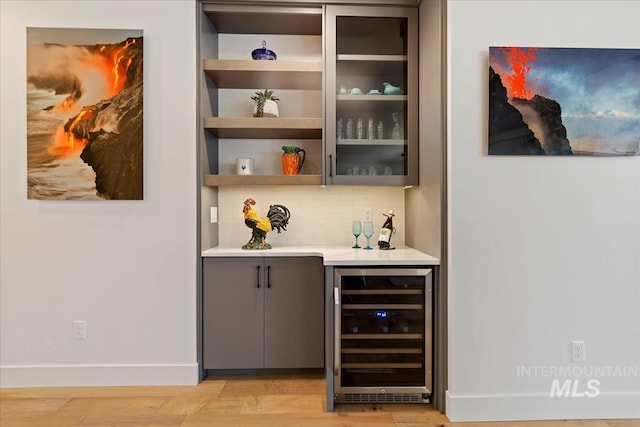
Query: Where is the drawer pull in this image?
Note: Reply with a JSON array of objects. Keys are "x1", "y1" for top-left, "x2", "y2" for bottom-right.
[{"x1": 267, "y1": 265, "x2": 272, "y2": 288}]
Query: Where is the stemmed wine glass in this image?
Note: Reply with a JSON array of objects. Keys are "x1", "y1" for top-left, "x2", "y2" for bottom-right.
[
  {"x1": 351, "y1": 220, "x2": 362, "y2": 248},
  {"x1": 363, "y1": 221, "x2": 374, "y2": 250}
]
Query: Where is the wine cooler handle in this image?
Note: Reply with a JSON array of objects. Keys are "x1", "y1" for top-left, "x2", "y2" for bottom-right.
[
  {"x1": 334, "y1": 285, "x2": 341, "y2": 381},
  {"x1": 256, "y1": 265, "x2": 261, "y2": 288},
  {"x1": 267, "y1": 265, "x2": 271, "y2": 288}
]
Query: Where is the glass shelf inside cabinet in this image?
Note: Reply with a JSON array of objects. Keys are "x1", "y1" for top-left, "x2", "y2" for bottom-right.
[{"x1": 334, "y1": 15, "x2": 409, "y2": 179}]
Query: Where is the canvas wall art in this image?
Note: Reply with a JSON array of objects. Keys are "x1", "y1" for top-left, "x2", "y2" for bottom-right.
[
  {"x1": 489, "y1": 47, "x2": 640, "y2": 156},
  {"x1": 27, "y1": 28, "x2": 143, "y2": 200}
]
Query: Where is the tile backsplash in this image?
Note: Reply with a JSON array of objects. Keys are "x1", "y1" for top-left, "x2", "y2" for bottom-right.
[{"x1": 218, "y1": 186, "x2": 405, "y2": 248}]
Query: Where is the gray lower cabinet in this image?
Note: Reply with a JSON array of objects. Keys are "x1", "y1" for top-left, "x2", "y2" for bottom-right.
[{"x1": 203, "y1": 257, "x2": 324, "y2": 370}]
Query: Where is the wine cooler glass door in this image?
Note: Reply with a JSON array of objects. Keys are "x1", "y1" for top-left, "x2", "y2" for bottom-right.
[{"x1": 334, "y1": 268, "x2": 432, "y2": 396}]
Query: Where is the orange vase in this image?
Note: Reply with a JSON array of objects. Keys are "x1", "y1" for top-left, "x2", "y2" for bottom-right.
[{"x1": 281, "y1": 147, "x2": 306, "y2": 175}]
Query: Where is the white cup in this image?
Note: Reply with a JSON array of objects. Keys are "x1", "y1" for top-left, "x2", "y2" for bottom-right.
[{"x1": 236, "y1": 158, "x2": 254, "y2": 175}]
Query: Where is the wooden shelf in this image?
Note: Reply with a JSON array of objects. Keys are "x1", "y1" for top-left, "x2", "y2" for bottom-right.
[
  {"x1": 203, "y1": 59, "x2": 322, "y2": 90},
  {"x1": 204, "y1": 117, "x2": 322, "y2": 139},
  {"x1": 203, "y1": 5, "x2": 322, "y2": 35},
  {"x1": 204, "y1": 174, "x2": 322, "y2": 187}
]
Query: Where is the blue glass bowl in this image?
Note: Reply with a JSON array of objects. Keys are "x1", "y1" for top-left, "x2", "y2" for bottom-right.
[{"x1": 251, "y1": 47, "x2": 277, "y2": 60}]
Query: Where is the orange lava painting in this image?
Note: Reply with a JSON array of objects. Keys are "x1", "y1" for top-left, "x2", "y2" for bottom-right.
[
  {"x1": 27, "y1": 28, "x2": 143, "y2": 199},
  {"x1": 489, "y1": 47, "x2": 640, "y2": 156}
]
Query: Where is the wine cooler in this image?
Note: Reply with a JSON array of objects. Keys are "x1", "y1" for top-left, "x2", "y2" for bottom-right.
[{"x1": 334, "y1": 268, "x2": 432, "y2": 404}]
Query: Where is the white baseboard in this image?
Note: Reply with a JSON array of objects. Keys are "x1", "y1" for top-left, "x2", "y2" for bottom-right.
[
  {"x1": 0, "y1": 363, "x2": 199, "y2": 388},
  {"x1": 446, "y1": 390, "x2": 640, "y2": 422}
]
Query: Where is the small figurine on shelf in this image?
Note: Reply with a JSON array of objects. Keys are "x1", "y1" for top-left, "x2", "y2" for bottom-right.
[
  {"x1": 242, "y1": 198, "x2": 291, "y2": 250},
  {"x1": 382, "y1": 82, "x2": 403, "y2": 95}
]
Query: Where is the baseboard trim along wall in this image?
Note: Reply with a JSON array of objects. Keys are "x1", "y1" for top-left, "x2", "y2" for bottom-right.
[
  {"x1": 446, "y1": 391, "x2": 640, "y2": 422},
  {"x1": 0, "y1": 364, "x2": 199, "y2": 388}
]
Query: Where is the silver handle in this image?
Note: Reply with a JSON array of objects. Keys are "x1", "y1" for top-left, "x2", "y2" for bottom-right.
[{"x1": 334, "y1": 285, "x2": 341, "y2": 389}]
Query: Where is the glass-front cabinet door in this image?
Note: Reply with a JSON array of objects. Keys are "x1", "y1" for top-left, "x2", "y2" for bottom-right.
[{"x1": 325, "y1": 6, "x2": 418, "y2": 185}]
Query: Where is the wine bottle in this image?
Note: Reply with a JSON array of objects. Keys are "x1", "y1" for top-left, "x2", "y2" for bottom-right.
[
  {"x1": 377, "y1": 210, "x2": 395, "y2": 250},
  {"x1": 397, "y1": 320, "x2": 410, "y2": 333},
  {"x1": 345, "y1": 317, "x2": 359, "y2": 334}
]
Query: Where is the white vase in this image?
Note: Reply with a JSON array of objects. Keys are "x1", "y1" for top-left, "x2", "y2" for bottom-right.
[{"x1": 253, "y1": 99, "x2": 279, "y2": 117}]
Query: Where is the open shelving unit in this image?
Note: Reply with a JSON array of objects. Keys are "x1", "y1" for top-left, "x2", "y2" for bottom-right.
[{"x1": 200, "y1": 4, "x2": 323, "y2": 188}]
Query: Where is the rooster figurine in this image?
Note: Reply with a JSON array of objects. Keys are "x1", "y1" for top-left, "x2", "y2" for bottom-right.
[{"x1": 242, "y1": 198, "x2": 291, "y2": 250}]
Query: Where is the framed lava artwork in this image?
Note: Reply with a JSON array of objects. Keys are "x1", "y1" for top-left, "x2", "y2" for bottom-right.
[
  {"x1": 27, "y1": 28, "x2": 143, "y2": 200},
  {"x1": 488, "y1": 47, "x2": 640, "y2": 156}
]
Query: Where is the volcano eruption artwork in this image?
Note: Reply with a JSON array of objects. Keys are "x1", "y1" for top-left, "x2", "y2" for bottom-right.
[
  {"x1": 489, "y1": 47, "x2": 640, "y2": 156},
  {"x1": 27, "y1": 28, "x2": 143, "y2": 200}
]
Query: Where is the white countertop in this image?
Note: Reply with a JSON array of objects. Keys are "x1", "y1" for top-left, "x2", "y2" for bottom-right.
[{"x1": 202, "y1": 245, "x2": 440, "y2": 266}]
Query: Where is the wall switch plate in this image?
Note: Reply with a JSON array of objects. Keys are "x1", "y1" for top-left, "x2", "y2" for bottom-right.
[
  {"x1": 210, "y1": 207, "x2": 218, "y2": 224},
  {"x1": 73, "y1": 320, "x2": 87, "y2": 339},
  {"x1": 363, "y1": 208, "x2": 372, "y2": 222},
  {"x1": 571, "y1": 341, "x2": 585, "y2": 362}
]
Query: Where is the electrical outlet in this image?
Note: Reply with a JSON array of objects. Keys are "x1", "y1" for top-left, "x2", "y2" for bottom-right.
[
  {"x1": 571, "y1": 341, "x2": 585, "y2": 362},
  {"x1": 363, "y1": 208, "x2": 372, "y2": 222},
  {"x1": 73, "y1": 320, "x2": 87, "y2": 339}
]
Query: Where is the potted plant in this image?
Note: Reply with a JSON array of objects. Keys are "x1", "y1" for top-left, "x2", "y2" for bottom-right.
[{"x1": 251, "y1": 89, "x2": 279, "y2": 117}]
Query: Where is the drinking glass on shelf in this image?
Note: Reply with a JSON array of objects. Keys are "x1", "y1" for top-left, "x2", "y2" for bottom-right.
[
  {"x1": 391, "y1": 112, "x2": 401, "y2": 140},
  {"x1": 337, "y1": 117, "x2": 344, "y2": 140},
  {"x1": 363, "y1": 221, "x2": 374, "y2": 250},
  {"x1": 351, "y1": 220, "x2": 362, "y2": 249},
  {"x1": 346, "y1": 118, "x2": 354, "y2": 139}
]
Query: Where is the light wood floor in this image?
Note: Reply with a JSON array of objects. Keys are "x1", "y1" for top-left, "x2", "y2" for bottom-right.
[{"x1": 1, "y1": 374, "x2": 638, "y2": 426}]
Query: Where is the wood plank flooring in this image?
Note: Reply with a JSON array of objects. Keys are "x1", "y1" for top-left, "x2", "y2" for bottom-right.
[{"x1": 1, "y1": 374, "x2": 638, "y2": 426}]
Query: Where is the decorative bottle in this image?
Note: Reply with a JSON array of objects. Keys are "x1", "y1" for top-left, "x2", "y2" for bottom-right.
[{"x1": 377, "y1": 210, "x2": 396, "y2": 250}]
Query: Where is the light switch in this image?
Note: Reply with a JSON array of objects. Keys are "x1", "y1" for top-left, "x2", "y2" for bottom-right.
[{"x1": 210, "y1": 207, "x2": 218, "y2": 224}]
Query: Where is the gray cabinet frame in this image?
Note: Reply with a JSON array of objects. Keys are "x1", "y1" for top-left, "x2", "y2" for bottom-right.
[{"x1": 325, "y1": 5, "x2": 419, "y2": 186}]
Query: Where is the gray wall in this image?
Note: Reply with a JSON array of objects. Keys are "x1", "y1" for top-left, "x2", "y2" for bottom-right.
[
  {"x1": 447, "y1": 0, "x2": 640, "y2": 421},
  {"x1": 0, "y1": 0, "x2": 198, "y2": 386}
]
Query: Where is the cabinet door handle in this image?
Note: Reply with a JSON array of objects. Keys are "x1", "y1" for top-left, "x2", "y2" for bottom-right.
[
  {"x1": 256, "y1": 265, "x2": 261, "y2": 288},
  {"x1": 329, "y1": 154, "x2": 333, "y2": 177},
  {"x1": 267, "y1": 265, "x2": 271, "y2": 288}
]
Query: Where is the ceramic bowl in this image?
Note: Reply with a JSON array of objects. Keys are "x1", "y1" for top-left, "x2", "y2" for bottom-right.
[{"x1": 251, "y1": 45, "x2": 277, "y2": 60}]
